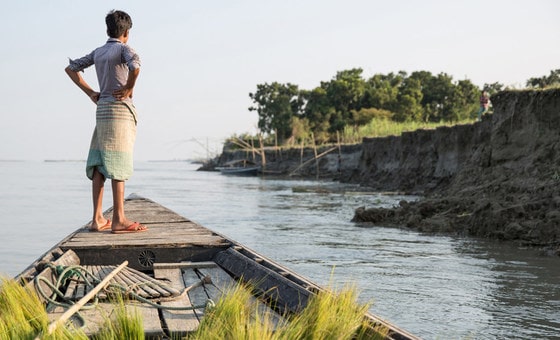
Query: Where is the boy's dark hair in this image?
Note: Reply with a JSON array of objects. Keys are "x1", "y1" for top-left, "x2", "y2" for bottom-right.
[{"x1": 105, "y1": 10, "x2": 132, "y2": 38}]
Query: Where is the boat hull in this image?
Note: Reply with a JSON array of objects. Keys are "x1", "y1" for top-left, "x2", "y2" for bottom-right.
[{"x1": 15, "y1": 195, "x2": 418, "y2": 340}]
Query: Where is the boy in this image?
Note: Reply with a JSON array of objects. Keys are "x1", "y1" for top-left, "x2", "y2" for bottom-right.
[
  {"x1": 478, "y1": 90, "x2": 490, "y2": 122},
  {"x1": 65, "y1": 10, "x2": 147, "y2": 234}
]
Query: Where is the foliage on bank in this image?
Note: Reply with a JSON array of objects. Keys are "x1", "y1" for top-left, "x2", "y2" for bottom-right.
[
  {"x1": 249, "y1": 68, "x2": 498, "y2": 145},
  {"x1": 247, "y1": 68, "x2": 560, "y2": 147}
]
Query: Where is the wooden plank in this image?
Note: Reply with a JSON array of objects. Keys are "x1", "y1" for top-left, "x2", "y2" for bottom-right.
[
  {"x1": 27, "y1": 250, "x2": 81, "y2": 304},
  {"x1": 153, "y1": 261, "x2": 218, "y2": 270},
  {"x1": 214, "y1": 248, "x2": 314, "y2": 316},
  {"x1": 47, "y1": 303, "x2": 165, "y2": 338},
  {"x1": 64, "y1": 279, "x2": 78, "y2": 303},
  {"x1": 101, "y1": 266, "x2": 150, "y2": 299},
  {"x1": 124, "y1": 268, "x2": 177, "y2": 297},
  {"x1": 118, "y1": 269, "x2": 160, "y2": 298},
  {"x1": 196, "y1": 266, "x2": 285, "y2": 330},
  {"x1": 69, "y1": 247, "x2": 226, "y2": 272},
  {"x1": 91, "y1": 266, "x2": 108, "y2": 300},
  {"x1": 18, "y1": 248, "x2": 66, "y2": 284},
  {"x1": 62, "y1": 233, "x2": 227, "y2": 248},
  {"x1": 153, "y1": 267, "x2": 199, "y2": 336},
  {"x1": 182, "y1": 268, "x2": 209, "y2": 321},
  {"x1": 196, "y1": 266, "x2": 235, "y2": 294}
]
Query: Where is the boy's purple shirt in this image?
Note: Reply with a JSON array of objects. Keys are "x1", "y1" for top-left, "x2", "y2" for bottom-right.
[{"x1": 68, "y1": 38, "x2": 141, "y2": 104}]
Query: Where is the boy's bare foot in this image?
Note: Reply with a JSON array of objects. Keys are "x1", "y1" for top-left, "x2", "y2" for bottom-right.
[{"x1": 89, "y1": 219, "x2": 112, "y2": 232}]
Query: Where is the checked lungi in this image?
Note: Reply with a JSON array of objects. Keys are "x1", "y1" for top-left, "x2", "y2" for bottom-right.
[{"x1": 86, "y1": 101, "x2": 138, "y2": 181}]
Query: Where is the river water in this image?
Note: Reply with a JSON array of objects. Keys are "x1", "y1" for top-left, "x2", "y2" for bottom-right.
[{"x1": 1, "y1": 160, "x2": 559, "y2": 339}]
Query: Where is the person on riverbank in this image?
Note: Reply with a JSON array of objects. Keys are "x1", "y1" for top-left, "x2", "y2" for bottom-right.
[
  {"x1": 477, "y1": 90, "x2": 490, "y2": 121},
  {"x1": 65, "y1": 10, "x2": 147, "y2": 234}
]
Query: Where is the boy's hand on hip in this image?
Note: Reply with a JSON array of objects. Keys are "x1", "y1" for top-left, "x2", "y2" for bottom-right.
[
  {"x1": 90, "y1": 91, "x2": 100, "y2": 104},
  {"x1": 113, "y1": 87, "x2": 133, "y2": 101}
]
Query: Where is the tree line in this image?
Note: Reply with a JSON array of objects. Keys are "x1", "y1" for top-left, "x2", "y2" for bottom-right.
[{"x1": 248, "y1": 68, "x2": 559, "y2": 144}]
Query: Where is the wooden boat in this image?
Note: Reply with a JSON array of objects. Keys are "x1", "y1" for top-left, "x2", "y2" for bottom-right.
[
  {"x1": 15, "y1": 195, "x2": 418, "y2": 340},
  {"x1": 216, "y1": 159, "x2": 260, "y2": 176}
]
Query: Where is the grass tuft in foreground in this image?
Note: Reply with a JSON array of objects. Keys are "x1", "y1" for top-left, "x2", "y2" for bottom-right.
[
  {"x1": 0, "y1": 275, "x2": 87, "y2": 339},
  {"x1": 188, "y1": 282, "x2": 276, "y2": 340},
  {"x1": 0, "y1": 276, "x2": 142, "y2": 340},
  {"x1": 189, "y1": 281, "x2": 388, "y2": 340},
  {"x1": 1, "y1": 275, "x2": 387, "y2": 340},
  {"x1": 92, "y1": 294, "x2": 144, "y2": 340}
]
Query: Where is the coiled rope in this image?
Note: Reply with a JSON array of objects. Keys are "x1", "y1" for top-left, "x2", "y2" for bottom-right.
[{"x1": 34, "y1": 262, "x2": 214, "y2": 312}]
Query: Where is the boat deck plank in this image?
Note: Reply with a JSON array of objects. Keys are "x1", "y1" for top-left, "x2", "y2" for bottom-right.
[
  {"x1": 56, "y1": 198, "x2": 230, "y2": 270},
  {"x1": 182, "y1": 267, "x2": 210, "y2": 321},
  {"x1": 153, "y1": 267, "x2": 199, "y2": 336},
  {"x1": 196, "y1": 265, "x2": 285, "y2": 328},
  {"x1": 61, "y1": 197, "x2": 228, "y2": 249}
]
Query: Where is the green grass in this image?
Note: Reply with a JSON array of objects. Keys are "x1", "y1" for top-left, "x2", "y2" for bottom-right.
[
  {"x1": 341, "y1": 117, "x2": 476, "y2": 144},
  {"x1": 0, "y1": 276, "x2": 88, "y2": 339},
  {"x1": 189, "y1": 281, "x2": 388, "y2": 340},
  {"x1": 0, "y1": 276, "x2": 142, "y2": 340},
  {"x1": 1, "y1": 276, "x2": 387, "y2": 340},
  {"x1": 92, "y1": 294, "x2": 144, "y2": 340}
]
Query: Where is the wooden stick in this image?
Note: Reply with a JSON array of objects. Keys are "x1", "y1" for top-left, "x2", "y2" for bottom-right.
[
  {"x1": 43, "y1": 261, "x2": 129, "y2": 337},
  {"x1": 311, "y1": 133, "x2": 319, "y2": 179},
  {"x1": 289, "y1": 146, "x2": 337, "y2": 176}
]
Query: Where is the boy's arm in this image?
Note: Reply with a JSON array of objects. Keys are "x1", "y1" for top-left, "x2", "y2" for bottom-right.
[
  {"x1": 113, "y1": 68, "x2": 140, "y2": 101},
  {"x1": 65, "y1": 66, "x2": 100, "y2": 104}
]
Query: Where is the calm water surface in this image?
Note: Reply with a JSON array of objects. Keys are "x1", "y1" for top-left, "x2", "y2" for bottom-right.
[{"x1": 1, "y1": 161, "x2": 559, "y2": 339}]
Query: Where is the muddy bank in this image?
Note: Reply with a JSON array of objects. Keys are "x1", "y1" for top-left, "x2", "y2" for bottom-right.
[
  {"x1": 353, "y1": 89, "x2": 560, "y2": 253},
  {"x1": 212, "y1": 90, "x2": 560, "y2": 251}
]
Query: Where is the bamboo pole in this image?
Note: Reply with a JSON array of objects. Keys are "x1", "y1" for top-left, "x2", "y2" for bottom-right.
[
  {"x1": 300, "y1": 138, "x2": 304, "y2": 165},
  {"x1": 259, "y1": 133, "x2": 266, "y2": 168},
  {"x1": 311, "y1": 133, "x2": 319, "y2": 179},
  {"x1": 336, "y1": 131, "x2": 342, "y2": 175},
  {"x1": 42, "y1": 261, "x2": 129, "y2": 337},
  {"x1": 289, "y1": 144, "x2": 338, "y2": 177},
  {"x1": 274, "y1": 129, "x2": 279, "y2": 160},
  {"x1": 251, "y1": 138, "x2": 255, "y2": 162}
]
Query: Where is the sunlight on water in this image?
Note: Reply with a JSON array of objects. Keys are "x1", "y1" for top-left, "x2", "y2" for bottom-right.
[{"x1": 1, "y1": 161, "x2": 559, "y2": 338}]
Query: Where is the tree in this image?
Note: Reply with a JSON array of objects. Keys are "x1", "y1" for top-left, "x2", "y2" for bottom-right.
[
  {"x1": 322, "y1": 68, "x2": 367, "y2": 131},
  {"x1": 526, "y1": 69, "x2": 560, "y2": 88},
  {"x1": 302, "y1": 87, "x2": 335, "y2": 141},
  {"x1": 362, "y1": 72, "x2": 404, "y2": 113},
  {"x1": 483, "y1": 82, "x2": 504, "y2": 96},
  {"x1": 249, "y1": 82, "x2": 302, "y2": 142},
  {"x1": 394, "y1": 77, "x2": 423, "y2": 121},
  {"x1": 448, "y1": 79, "x2": 480, "y2": 121}
]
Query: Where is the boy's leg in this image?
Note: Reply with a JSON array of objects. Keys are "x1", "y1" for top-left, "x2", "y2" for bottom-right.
[
  {"x1": 91, "y1": 168, "x2": 110, "y2": 230},
  {"x1": 111, "y1": 179, "x2": 148, "y2": 232},
  {"x1": 111, "y1": 179, "x2": 128, "y2": 228}
]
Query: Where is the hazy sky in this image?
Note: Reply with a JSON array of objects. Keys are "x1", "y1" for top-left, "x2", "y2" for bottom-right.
[{"x1": 1, "y1": 1, "x2": 558, "y2": 161}]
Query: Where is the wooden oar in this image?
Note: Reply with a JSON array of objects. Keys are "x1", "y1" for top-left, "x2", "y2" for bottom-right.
[{"x1": 39, "y1": 260, "x2": 129, "y2": 338}]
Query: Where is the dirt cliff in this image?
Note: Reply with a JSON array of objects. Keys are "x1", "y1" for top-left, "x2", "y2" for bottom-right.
[
  {"x1": 353, "y1": 89, "x2": 560, "y2": 253},
  {"x1": 213, "y1": 89, "x2": 560, "y2": 251}
]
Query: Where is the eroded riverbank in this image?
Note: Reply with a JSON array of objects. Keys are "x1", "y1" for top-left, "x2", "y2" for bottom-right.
[
  {"x1": 353, "y1": 89, "x2": 560, "y2": 253},
  {"x1": 216, "y1": 89, "x2": 560, "y2": 252}
]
